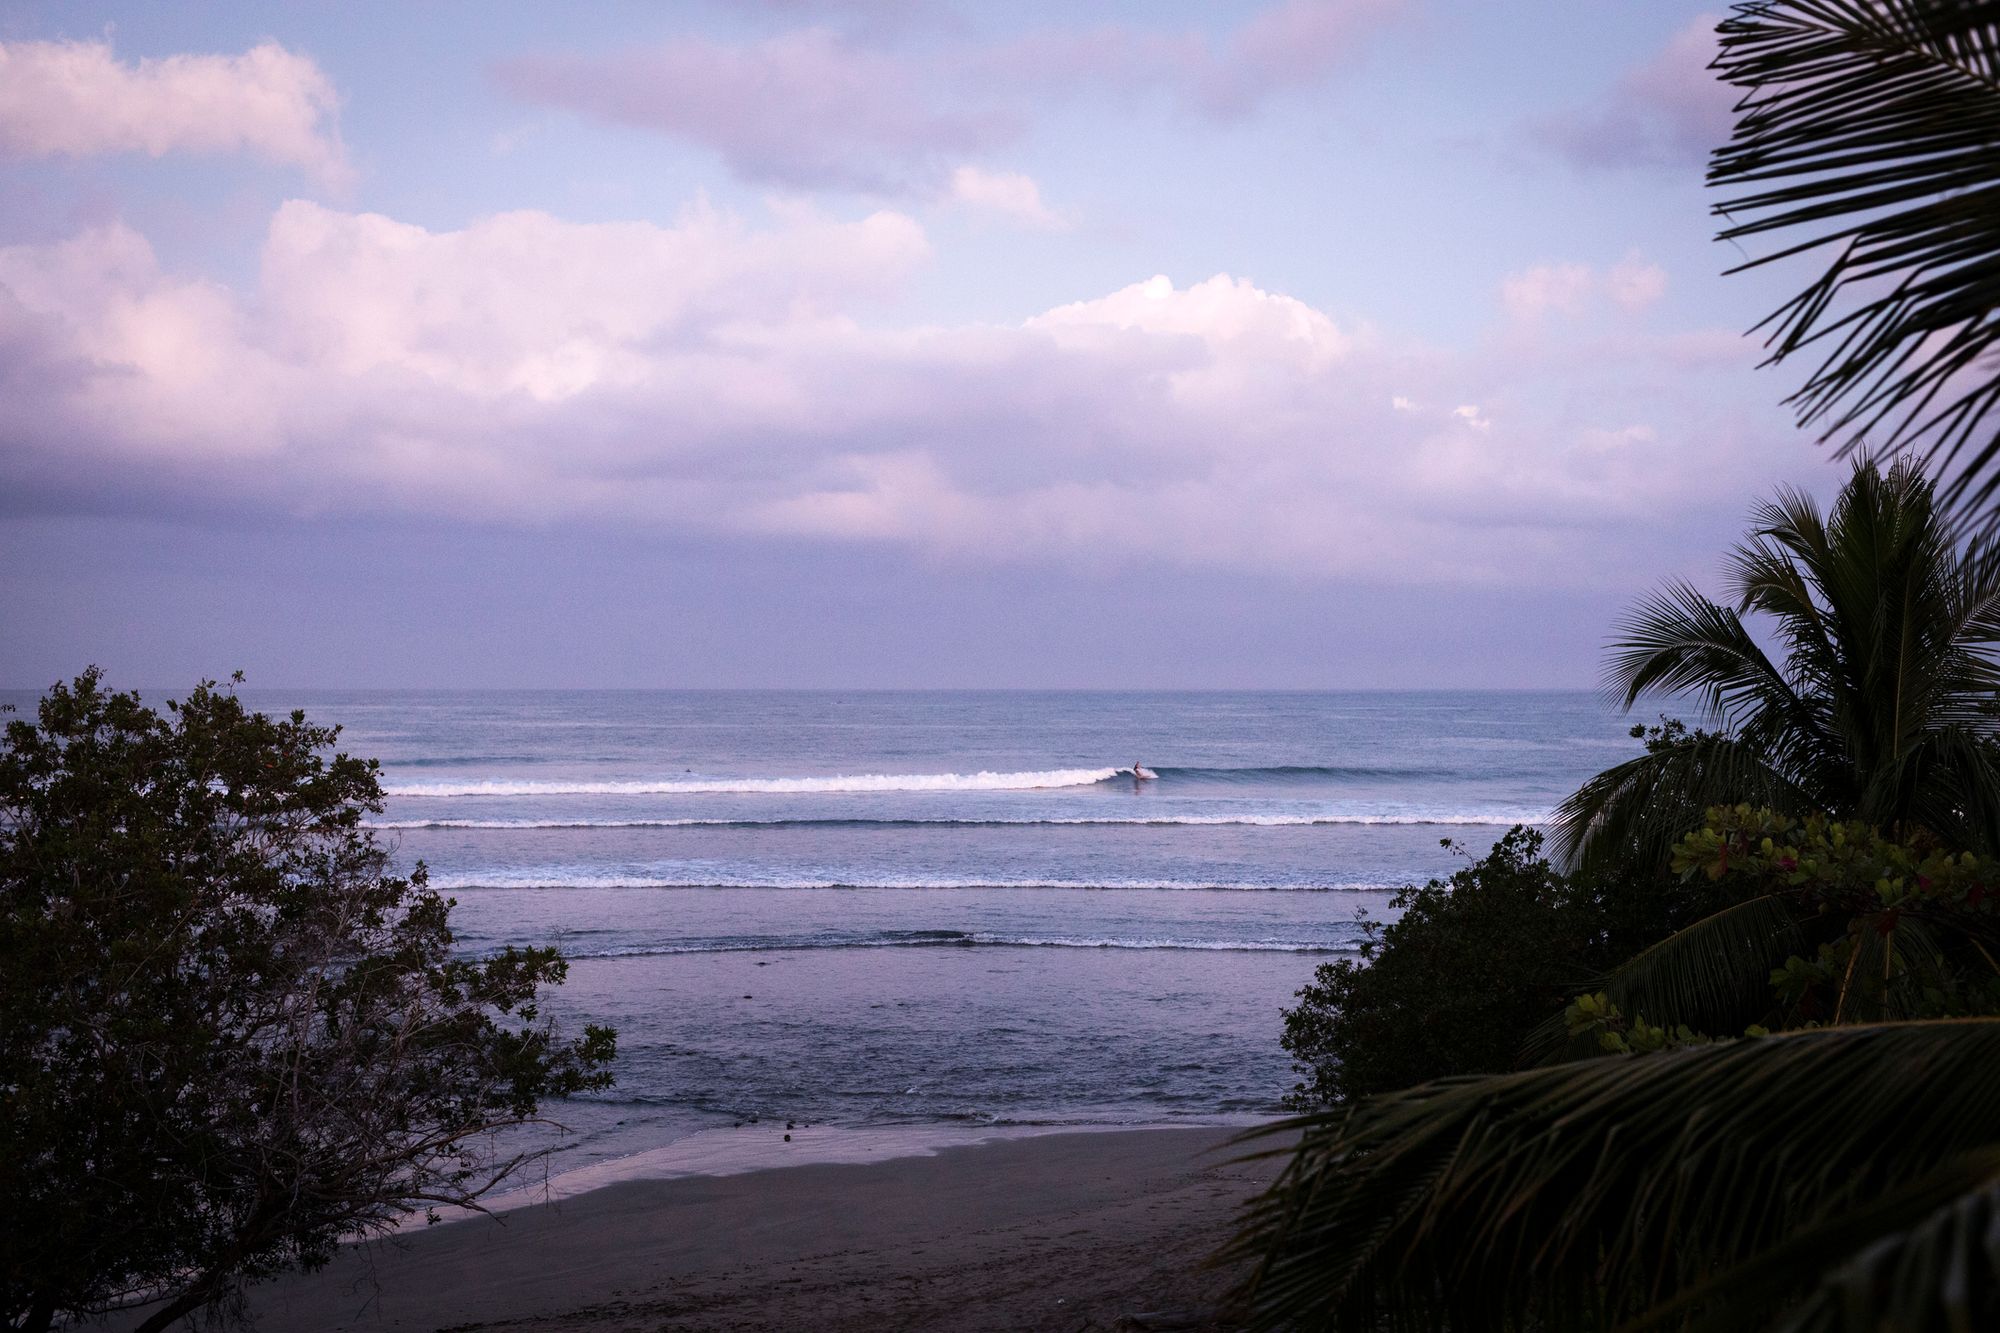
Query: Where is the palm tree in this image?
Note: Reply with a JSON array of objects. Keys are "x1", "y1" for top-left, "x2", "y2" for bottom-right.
[
  {"x1": 1228, "y1": 489, "x2": 2000, "y2": 1326},
  {"x1": 1555, "y1": 457, "x2": 2000, "y2": 875},
  {"x1": 1709, "y1": 0, "x2": 2000, "y2": 516},
  {"x1": 1228, "y1": 5, "x2": 2000, "y2": 1326}
]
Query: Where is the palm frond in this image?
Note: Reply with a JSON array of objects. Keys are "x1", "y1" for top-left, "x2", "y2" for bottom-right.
[
  {"x1": 1550, "y1": 731, "x2": 1803, "y2": 873},
  {"x1": 1226, "y1": 1019, "x2": 2000, "y2": 1333},
  {"x1": 1621, "y1": 1149, "x2": 2000, "y2": 1333},
  {"x1": 1521, "y1": 893, "x2": 1807, "y2": 1064},
  {"x1": 1710, "y1": 0, "x2": 2000, "y2": 514},
  {"x1": 1604, "y1": 581, "x2": 1801, "y2": 725},
  {"x1": 1899, "y1": 724, "x2": 2000, "y2": 850}
]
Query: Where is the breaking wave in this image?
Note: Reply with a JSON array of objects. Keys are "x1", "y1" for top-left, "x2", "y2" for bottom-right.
[
  {"x1": 383, "y1": 767, "x2": 1122, "y2": 797},
  {"x1": 537, "y1": 929, "x2": 1360, "y2": 958},
  {"x1": 371, "y1": 812, "x2": 1544, "y2": 829},
  {"x1": 426, "y1": 871, "x2": 1396, "y2": 892}
]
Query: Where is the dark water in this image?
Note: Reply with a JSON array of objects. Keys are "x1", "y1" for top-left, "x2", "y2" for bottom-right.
[{"x1": 6, "y1": 688, "x2": 1638, "y2": 1163}]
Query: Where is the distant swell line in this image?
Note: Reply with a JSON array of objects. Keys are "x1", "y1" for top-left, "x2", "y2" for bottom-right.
[{"x1": 369, "y1": 813, "x2": 1545, "y2": 830}]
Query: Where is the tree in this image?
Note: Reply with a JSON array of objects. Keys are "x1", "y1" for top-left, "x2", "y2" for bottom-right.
[
  {"x1": 1554, "y1": 457, "x2": 2000, "y2": 874},
  {"x1": 1709, "y1": 0, "x2": 2000, "y2": 516},
  {"x1": 0, "y1": 671, "x2": 616, "y2": 1333}
]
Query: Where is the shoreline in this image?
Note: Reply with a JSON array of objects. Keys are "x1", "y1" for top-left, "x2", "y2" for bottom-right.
[
  {"x1": 239, "y1": 1124, "x2": 1281, "y2": 1332},
  {"x1": 473, "y1": 1115, "x2": 1280, "y2": 1216}
]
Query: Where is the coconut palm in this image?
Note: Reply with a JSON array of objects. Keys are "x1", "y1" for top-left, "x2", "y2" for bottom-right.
[
  {"x1": 1229, "y1": 5, "x2": 2000, "y2": 1327},
  {"x1": 1554, "y1": 457, "x2": 2000, "y2": 875},
  {"x1": 1709, "y1": 0, "x2": 2000, "y2": 516}
]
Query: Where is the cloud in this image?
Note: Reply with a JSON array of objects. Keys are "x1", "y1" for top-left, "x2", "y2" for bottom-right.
[
  {"x1": 945, "y1": 166, "x2": 1064, "y2": 229},
  {"x1": 1029, "y1": 273, "x2": 1349, "y2": 378},
  {"x1": 1534, "y1": 16, "x2": 1735, "y2": 170},
  {"x1": 0, "y1": 39, "x2": 351, "y2": 187},
  {"x1": 1501, "y1": 263, "x2": 1595, "y2": 320},
  {"x1": 0, "y1": 202, "x2": 1788, "y2": 586},
  {"x1": 1197, "y1": 0, "x2": 1405, "y2": 118},
  {"x1": 495, "y1": 1, "x2": 1405, "y2": 192},
  {"x1": 1501, "y1": 255, "x2": 1666, "y2": 320},
  {"x1": 493, "y1": 28, "x2": 1007, "y2": 193}
]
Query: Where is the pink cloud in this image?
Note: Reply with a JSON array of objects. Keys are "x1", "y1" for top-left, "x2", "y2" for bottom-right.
[
  {"x1": 1534, "y1": 17, "x2": 1736, "y2": 170},
  {"x1": 0, "y1": 39, "x2": 351, "y2": 187},
  {"x1": 496, "y1": 1, "x2": 1406, "y2": 192},
  {"x1": 946, "y1": 166, "x2": 1065, "y2": 229},
  {"x1": 494, "y1": 28, "x2": 1011, "y2": 192},
  {"x1": 0, "y1": 202, "x2": 1797, "y2": 586},
  {"x1": 1501, "y1": 256, "x2": 1667, "y2": 321},
  {"x1": 1199, "y1": 0, "x2": 1405, "y2": 118}
]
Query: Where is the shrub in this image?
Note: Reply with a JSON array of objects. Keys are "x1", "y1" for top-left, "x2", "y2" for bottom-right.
[
  {"x1": 0, "y1": 671, "x2": 616, "y2": 1332},
  {"x1": 1280, "y1": 826, "x2": 1703, "y2": 1106}
]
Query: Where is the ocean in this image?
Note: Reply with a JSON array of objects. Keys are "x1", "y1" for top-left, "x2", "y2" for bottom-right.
[{"x1": 23, "y1": 688, "x2": 1641, "y2": 1169}]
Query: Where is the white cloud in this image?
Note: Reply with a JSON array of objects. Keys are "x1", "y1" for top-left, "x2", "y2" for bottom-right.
[
  {"x1": 256, "y1": 199, "x2": 930, "y2": 400},
  {"x1": 945, "y1": 166, "x2": 1065, "y2": 229},
  {"x1": 0, "y1": 39, "x2": 351, "y2": 187},
  {"x1": 1030, "y1": 273, "x2": 1348, "y2": 370},
  {"x1": 0, "y1": 203, "x2": 1793, "y2": 586}
]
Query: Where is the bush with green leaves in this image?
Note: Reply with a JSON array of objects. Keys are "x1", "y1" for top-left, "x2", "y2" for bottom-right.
[
  {"x1": 1279, "y1": 826, "x2": 1710, "y2": 1106},
  {"x1": 0, "y1": 671, "x2": 616, "y2": 1333},
  {"x1": 1571, "y1": 804, "x2": 2000, "y2": 1049}
]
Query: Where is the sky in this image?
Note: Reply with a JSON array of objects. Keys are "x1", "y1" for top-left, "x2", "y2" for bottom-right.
[{"x1": 0, "y1": 1, "x2": 1840, "y2": 689}]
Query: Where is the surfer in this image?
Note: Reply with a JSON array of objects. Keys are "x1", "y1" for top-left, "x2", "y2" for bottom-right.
[{"x1": 1132, "y1": 761, "x2": 1153, "y2": 788}]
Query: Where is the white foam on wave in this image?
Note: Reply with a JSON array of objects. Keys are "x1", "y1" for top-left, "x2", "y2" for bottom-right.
[
  {"x1": 426, "y1": 871, "x2": 1395, "y2": 892},
  {"x1": 559, "y1": 935, "x2": 1358, "y2": 959},
  {"x1": 382, "y1": 767, "x2": 1123, "y2": 798},
  {"x1": 369, "y1": 811, "x2": 1547, "y2": 829}
]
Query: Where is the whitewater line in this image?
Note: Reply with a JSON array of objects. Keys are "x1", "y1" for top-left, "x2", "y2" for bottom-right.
[{"x1": 382, "y1": 767, "x2": 1123, "y2": 797}]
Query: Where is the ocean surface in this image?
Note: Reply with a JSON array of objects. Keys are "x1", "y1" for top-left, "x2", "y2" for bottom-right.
[{"x1": 20, "y1": 688, "x2": 1642, "y2": 1169}]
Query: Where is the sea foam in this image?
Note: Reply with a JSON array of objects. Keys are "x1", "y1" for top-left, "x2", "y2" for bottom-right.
[
  {"x1": 382, "y1": 767, "x2": 1122, "y2": 797},
  {"x1": 369, "y1": 812, "x2": 1546, "y2": 830}
]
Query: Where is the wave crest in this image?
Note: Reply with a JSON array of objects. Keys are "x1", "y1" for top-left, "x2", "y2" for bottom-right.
[
  {"x1": 383, "y1": 767, "x2": 1122, "y2": 798},
  {"x1": 546, "y1": 932, "x2": 1360, "y2": 959},
  {"x1": 370, "y1": 812, "x2": 1544, "y2": 830}
]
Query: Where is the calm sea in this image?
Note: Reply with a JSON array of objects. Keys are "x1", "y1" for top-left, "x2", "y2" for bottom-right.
[{"x1": 13, "y1": 688, "x2": 1640, "y2": 1165}]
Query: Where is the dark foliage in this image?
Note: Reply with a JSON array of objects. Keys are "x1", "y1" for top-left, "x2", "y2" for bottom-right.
[
  {"x1": 1231, "y1": 1020, "x2": 2000, "y2": 1333},
  {"x1": 0, "y1": 671, "x2": 616, "y2": 1333},
  {"x1": 1710, "y1": 0, "x2": 2000, "y2": 515},
  {"x1": 1555, "y1": 458, "x2": 2000, "y2": 875},
  {"x1": 1279, "y1": 827, "x2": 1712, "y2": 1106}
]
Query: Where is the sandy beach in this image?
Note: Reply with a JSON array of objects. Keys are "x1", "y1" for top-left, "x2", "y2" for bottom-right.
[{"x1": 239, "y1": 1126, "x2": 1277, "y2": 1333}]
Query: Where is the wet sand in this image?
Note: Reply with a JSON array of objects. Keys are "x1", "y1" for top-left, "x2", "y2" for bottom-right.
[{"x1": 242, "y1": 1126, "x2": 1278, "y2": 1333}]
